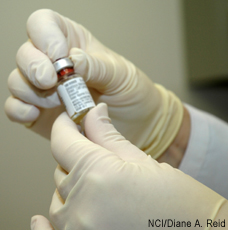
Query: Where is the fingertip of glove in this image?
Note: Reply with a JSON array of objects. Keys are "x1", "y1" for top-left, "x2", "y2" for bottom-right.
[
  {"x1": 98, "y1": 103, "x2": 110, "y2": 122},
  {"x1": 27, "y1": 9, "x2": 54, "y2": 27},
  {"x1": 31, "y1": 215, "x2": 53, "y2": 230},
  {"x1": 52, "y1": 111, "x2": 79, "y2": 139},
  {"x1": 89, "y1": 103, "x2": 110, "y2": 122},
  {"x1": 26, "y1": 9, "x2": 69, "y2": 64},
  {"x1": 30, "y1": 215, "x2": 38, "y2": 230},
  {"x1": 4, "y1": 97, "x2": 40, "y2": 123},
  {"x1": 69, "y1": 50, "x2": 88, "y2": 77},
  {"x1": 52, "y1": 111, "x2": 70, "y2": 128},
  {"x1": 51, "y1": 111, "x2": 71, "y2": 146},
  {"x1": 84, "y1": 103, "x2": 111, "y2": 135},
  {"x1": 96, "y1": 102, "x2": 108, "y2": 113}
]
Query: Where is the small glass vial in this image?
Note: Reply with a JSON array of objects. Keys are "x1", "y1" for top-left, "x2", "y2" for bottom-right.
[{"x1": 54, "y1": 57, "x2": 95, "y2": 124}]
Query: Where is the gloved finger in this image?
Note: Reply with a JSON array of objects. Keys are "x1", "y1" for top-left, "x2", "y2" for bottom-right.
[
  {"x1": 70, "y1": 49, "x2": 115, "y2": 92},
  {"x1": 49, "y1": 189, "x2": 65, "y2": 228},
  {"x1": 53, "y1": 165, "x2": 68, "y2": 201},
  {"x1": 16, "y1": 41, "x2": 57, "y2": 89},
  {"x1": 27, "y1": 9, "x2": 69, "y2": 62},
  {"x1": 28, "y1": 105, "x2": 65, "y2": 139},
  {"x1": 8, "y1": 69, "x2": 61, "y2": 108},
  {"x1": 51, "y1": 110, "x2": 119, "y2": 173},
  {"x1": 84, "y1": 103, "x2": 147, "y2": 161},
  {"x1": 51, "y1": 104, "x2": 148, "y2": 202},
  {"x1": 4, "y1": 96, "x2": 62, "y2": 139},
  {"x1": 27, "y1": 9, "x2": 121, "y2": 94},
  {"x1": 30, "y1": 215, "x2": 54, "y2": 230},
  {"x1": 4, "y1": 96, "x2": 40, "y2": 124}
]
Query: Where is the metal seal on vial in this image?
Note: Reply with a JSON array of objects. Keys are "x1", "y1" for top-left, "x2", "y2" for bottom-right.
[{"x1": 53, "y1": 57, "x2": 74, "y2": 72}]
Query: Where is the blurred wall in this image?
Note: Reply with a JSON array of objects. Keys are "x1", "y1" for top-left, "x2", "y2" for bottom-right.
[{"x1": 1, "y1": 0, "x2": 228, "y2": 229}]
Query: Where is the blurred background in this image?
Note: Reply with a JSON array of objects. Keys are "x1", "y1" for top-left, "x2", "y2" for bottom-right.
[{"x1": 1, "y1": 0, "x2": 228, "y2": 229}]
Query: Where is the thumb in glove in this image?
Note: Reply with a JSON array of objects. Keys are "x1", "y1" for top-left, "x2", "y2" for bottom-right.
[{"x1": 49, "y1": 103, "x2": 228, "y2": 230}]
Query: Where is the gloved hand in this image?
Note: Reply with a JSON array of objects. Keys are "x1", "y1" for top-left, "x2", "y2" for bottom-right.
[
  {"x1": 30, "y1": 215, "x2": 54, "y2": 230},
  {"x1": 31, "y1": 103, "x2": 227, "y2": 230},
  {"x1": 5, "y1": 9, "x2": 183, "y2": 158}
]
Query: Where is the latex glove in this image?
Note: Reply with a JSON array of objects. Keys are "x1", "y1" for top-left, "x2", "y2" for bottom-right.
[
  {"x1": 5, "y1": 9, "x2": 183, "y2": 158},
  {"x1": 46, "y1": 103, "x2": 227, "y2": 230},
  {"x1": 30, "y1": 215, "x2": 54, "y2": 230}
]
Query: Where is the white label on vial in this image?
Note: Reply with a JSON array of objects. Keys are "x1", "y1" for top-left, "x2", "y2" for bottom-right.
[{"x1": 57, "y1": 77, "x2": 95, "y2": 117}]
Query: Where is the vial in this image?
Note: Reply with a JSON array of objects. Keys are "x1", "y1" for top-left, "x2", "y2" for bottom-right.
[{"x1": 54, "y1": 57, "x2": 95, "y2": 124}]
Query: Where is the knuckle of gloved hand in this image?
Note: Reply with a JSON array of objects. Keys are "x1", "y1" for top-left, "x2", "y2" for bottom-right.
[
  {"x1": 49, "y1": 207, "x2": 56, "y2": 224},
  {"x1": 53, "y1": 168, "x2": 68, "y2": 200},
  {"x1": 85, "y1": 171, "x2": 108, "y2": 191},
  {"x1": 49, "y1": 203, "x2": 58, "y2": 223},
  {"x1": 49, "y1": 209, "x2": 61, "y2": 228},
  {"x1": 85, "y1": 169, "x2": 117, "y2": 196},
  {"x1": 49, "y1": 197, "x2": 64, "y2": 227},
  {"x1": 57, "y1": 180, "x2": 69, "y2": 201}
]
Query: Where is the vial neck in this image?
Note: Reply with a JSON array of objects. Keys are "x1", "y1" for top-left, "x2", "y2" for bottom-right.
[{"x1": 57, "y1": 68, "x2": 74, "y2": 81}]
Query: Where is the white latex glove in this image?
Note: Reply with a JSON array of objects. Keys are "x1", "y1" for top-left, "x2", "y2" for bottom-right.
[
  {"x1": 31, "y1": 103, "x2": 226, "y2": 230},
  {"x1": 5, "y1": 9, "x2": 183, "y2": 158},
  {"x1": 31, "y1": 215, "x2": 54, "y2": 230}
]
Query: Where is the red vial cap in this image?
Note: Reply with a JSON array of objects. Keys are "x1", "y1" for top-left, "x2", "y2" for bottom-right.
[{"x1": 57, "y1": 68, "x2": 74, "y2": 78}]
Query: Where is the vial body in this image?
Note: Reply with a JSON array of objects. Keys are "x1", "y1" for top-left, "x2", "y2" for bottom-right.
[{"x1": 54, "y1": 58, "x2": 95, "y2": 124}]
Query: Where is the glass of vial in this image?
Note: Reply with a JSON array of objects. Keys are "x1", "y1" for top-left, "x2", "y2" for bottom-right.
[{"x1": 54, "y1": 57, "x2": 95, "y2": 124}]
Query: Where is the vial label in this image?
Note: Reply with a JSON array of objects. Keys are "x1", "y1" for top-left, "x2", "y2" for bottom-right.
[{"x1": 57, "y1": 76, "x2": 95, "y2": 117}]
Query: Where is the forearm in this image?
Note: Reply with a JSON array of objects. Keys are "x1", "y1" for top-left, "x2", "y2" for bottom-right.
[{"x1": 157, "y1": 105, "x2": 191, "y2": 168}]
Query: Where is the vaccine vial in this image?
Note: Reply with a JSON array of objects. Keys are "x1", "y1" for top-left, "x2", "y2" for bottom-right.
[{"x1": 54, "y1": 57, "x2": 95, "y2": 124}]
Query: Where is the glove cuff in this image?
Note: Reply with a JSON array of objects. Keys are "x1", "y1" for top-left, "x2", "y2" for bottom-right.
[{"x1": 144, "y1": 84, "x2": 184, "y2": 159}]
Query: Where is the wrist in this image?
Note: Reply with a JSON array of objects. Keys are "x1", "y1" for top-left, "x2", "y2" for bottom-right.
[{"x1": 157, "y1": 105, "x2": 191, "y2": 168}]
